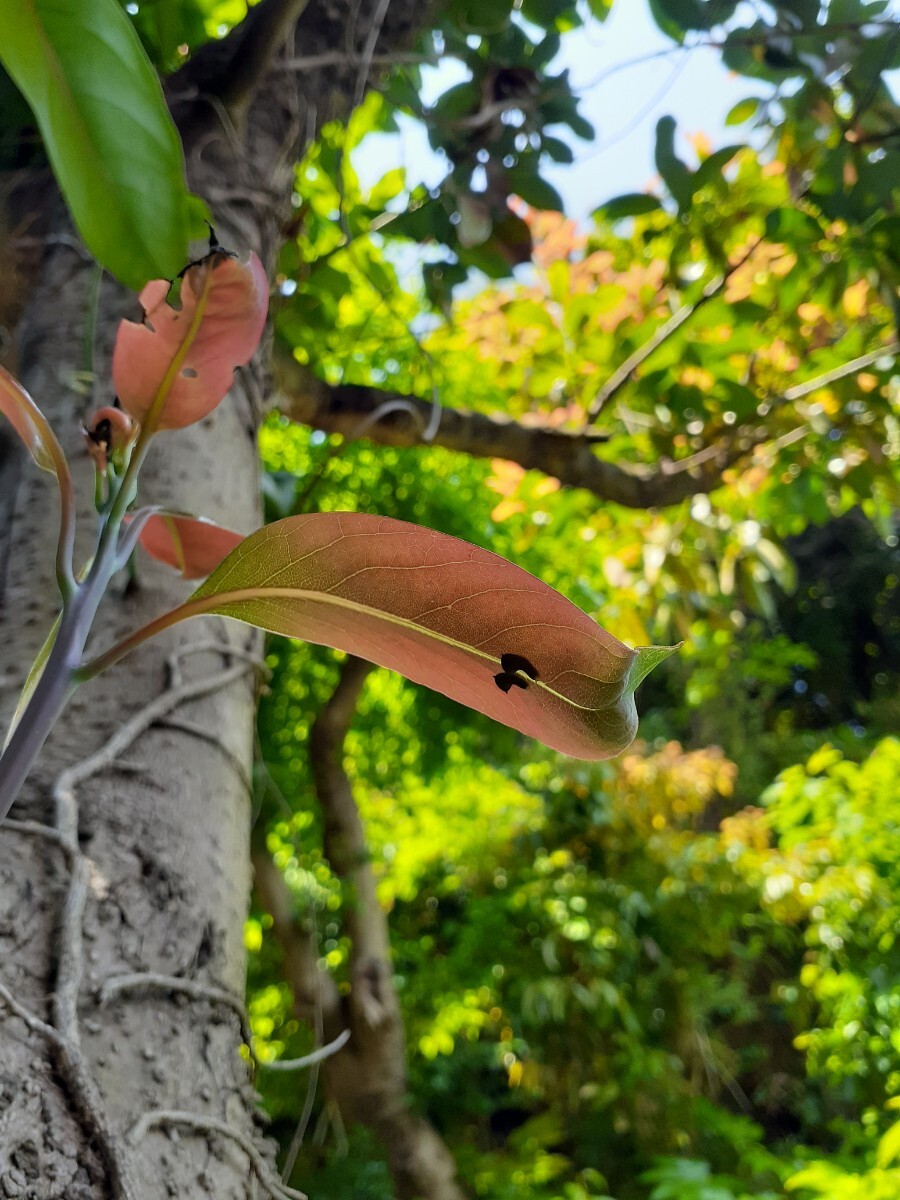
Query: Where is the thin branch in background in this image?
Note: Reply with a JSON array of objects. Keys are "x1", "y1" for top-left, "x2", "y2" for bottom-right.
[
  {"x1": 280, "y1": 928, "x2": 327, "y2": 1182},
  {"x1": 577, "y1": 53, "x2": 690, "y2": 160},
  {"x1": 261, "y1": 1028, "x2": 351, "y2": 1071},
  {"x1": 575, "y1": 19, "x2": 896, "y2": 94},
  {"x1": 586, "y1": 237, "x2": 762, "y2": 422},
  {"x1": 782, "y1": 342, "x2": 899, "y2": 402},
  {"x1": 353, "y1": 0, "x2": 393, "y2": 109},
  {"x1": 277, "y1": 50, "x2": 436, "y2": 72},
  {"x1": 127, "y1": 1110, "x2": 308, "y2": 1200}
]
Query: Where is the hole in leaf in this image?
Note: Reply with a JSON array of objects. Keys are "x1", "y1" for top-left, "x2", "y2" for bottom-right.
[
  {"x1": 182, "y1": 367, "x2": 198, "y2": 378},
  {"x1": 500, "y1": 653, "x2": 539, "y2": 679},
  {"x1": 494, "y1": 672, "x2": 528, "y2": 693}
]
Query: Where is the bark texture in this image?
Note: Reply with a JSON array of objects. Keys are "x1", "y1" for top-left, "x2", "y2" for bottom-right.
[
  {"x1": 0, "y1": 1, "x2": 439, "y2": 1195},
  {"x1": 254, "y1": 657, "x2": 468, "y2": 1200}
]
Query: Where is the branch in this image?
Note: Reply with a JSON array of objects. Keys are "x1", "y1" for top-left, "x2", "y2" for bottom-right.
[
  {"x1": 586, "y1": 239, "x2": 761, "y2": 421},
  {"x1": 127, "y1": 1109, "x2": 307, "y2": 1200},
  {"x1": 276, "y1": 337, "x2": 899, "y2": 509},
  {"x1": 276, "y1": 366, "x2": 746, "y2": 508},
  {"x1": 781, "y1": 343, "x2": 900, "y2": 401},
  {"x1": 255, "y1": 658, "x2": 469, "y2": 1198},
  {"x1": 260, "y1": 1028, "x2": 352, "y2": 1071},
  {"x1": 311, "y1": 658, "x2": 390, "y2": 978}
]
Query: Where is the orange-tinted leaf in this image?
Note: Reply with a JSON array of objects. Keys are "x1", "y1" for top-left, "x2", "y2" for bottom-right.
[
  {"x1": 112, "y1": 250, "x2": 268, "y2": 431},
  {"x1": 136, "y1": 513, "x2": 245, "y2": 579},
  {"x1": 0, "y1": 364, "x2": 63, "y2": 473},
  {"x1": 186, "y1": 513, "x2": 677, "y2": 759}
]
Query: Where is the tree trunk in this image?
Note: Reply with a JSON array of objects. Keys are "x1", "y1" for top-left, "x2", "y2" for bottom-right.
[{"x1": 0, "y1": 2, "x2": 436, "y2": 1196}]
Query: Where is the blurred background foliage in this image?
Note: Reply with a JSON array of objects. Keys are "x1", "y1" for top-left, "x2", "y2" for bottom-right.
[{"x1": 116, "y1": 0, "x2": 900, "y2": 1194}]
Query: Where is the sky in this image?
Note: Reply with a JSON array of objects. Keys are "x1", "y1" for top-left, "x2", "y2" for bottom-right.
[{"x1": 354, "y1": 0, "x2": 772, "y2": 221}]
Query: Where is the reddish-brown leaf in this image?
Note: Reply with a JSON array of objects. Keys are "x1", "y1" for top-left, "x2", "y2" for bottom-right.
[
  {"x1": 182, "y1": 513, "x2": 676, "y2": 759},
  {"x1": 112, "y1": 250, "x2": 268, "y2": 432},
  {"x1": 135, "y1": 513, "x2": 245, "y2": 579},
  {"x1": 0, "y1": 364, "x2": 63, "y2": 473}
]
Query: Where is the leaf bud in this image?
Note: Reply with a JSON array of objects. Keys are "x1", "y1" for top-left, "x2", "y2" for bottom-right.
[{"x1": 83, "y1": 405, "x2": 136, "y2": 474}]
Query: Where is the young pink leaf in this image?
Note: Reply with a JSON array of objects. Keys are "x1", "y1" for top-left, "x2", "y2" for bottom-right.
[
  {"x1": 176, "y1": 513, "x2": 677, "y2": 760},
  {"x1": 0, "y1": 364, "x2": 64, "y2": 473},
  {"x1": 112, "y1": 250, "x2": 268, "y2": 432},
  {"x1": 134, "y1": 513, "x2": 245, "y2": 579}
]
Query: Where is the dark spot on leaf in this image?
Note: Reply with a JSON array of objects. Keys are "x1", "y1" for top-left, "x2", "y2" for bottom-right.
[
  {"x1": 500, "y1": 653, "x2": 539, "y2": 680},
  {"x1": 182, "y1": 367, "x2": 198, "y2": 378},
  {"x1": 494, "y1": 671, "x2": 528, "y2": 693}
]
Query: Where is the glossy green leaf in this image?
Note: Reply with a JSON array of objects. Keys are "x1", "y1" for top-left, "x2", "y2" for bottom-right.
[{"x1": 0, "y1": 0, "x2": 190, "y2": 289}]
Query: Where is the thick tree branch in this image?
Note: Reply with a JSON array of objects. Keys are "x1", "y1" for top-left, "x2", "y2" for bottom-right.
[
  {"x1": 275, "y1": 361, "x2": 754, "y2": 508},
  {"x1": 276, "y1": 339, "x2": 899, "y2": 509}
]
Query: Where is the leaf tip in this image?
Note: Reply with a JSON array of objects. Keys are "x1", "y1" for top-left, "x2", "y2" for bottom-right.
[{"x1": 626, "y1": 643, "x2": 682, "y2": 694}]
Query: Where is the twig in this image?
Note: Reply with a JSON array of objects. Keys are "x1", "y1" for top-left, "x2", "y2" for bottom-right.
[
  {"x1": 575, "y1": 19, "x2": 897, "y2": 94},
  {"x1": 277, "y1": 50, "x2": 436, "y2": 72},
  {"x1": 261, "y1": 1028, "x2": 351, "y2": 1071},
  {"x1": 97, "y1": 972, "x2": 253, "y2": 1049},
  {"x1": 3, "y1": 816, "x2": 77, "y2": 862},
  {"x1": 166, "y1": 637, "x2": 267, "y2": 689},
  {"x1": 128, "y1": 1109, "x2": 307, "y2": 1200},
  {"x1": 782, "y1": 342, "x2": 900, "y2": 402},
  {"x1": 586, "y1": 238, "x2": 761, "y2": 422},
  {"x1": 353, "y1": 0, "x2": 393, "y2": 108}
]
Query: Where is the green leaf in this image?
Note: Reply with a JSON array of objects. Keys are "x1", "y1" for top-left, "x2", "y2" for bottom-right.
[
  {"x1": 0, "y1": 0, "x2": 190, "y2": 289},
  {"x1": 725, "y1": 96, "x2": 761, "y2": 126},
  {"x1": 649, "y1": 0, "x2": 739, "y2": 36},
  {"x1": 877, "y1": 1121, "x2": 900, "y2": 1169},
  {"x1": 654, "y1": 116, "x2": 694, "y2": 212},
  {"x1": 588, "y1": 0, "x2": 614, "y2": 19},
  {"x1": 626, "y1": 644, "x2": 682, "y2": 693},
  {"x1": 542, "y1": 135, "x2": 575, "y2": 164},
  {"x1": 593, "y1": 193, "x2": 663, "y2": 222},
  {"x1": 692, "y1": 144, "x2": 743, "y2": 190},
  {"x1": 506, "y1": 167, "x2": 565, "y2": 211}
]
